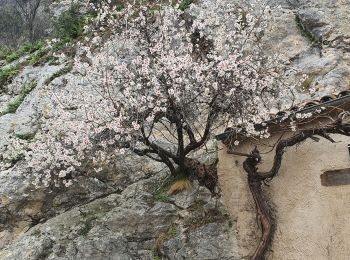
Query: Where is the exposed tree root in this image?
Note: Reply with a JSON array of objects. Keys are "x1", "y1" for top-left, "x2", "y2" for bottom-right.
[
  {"x1": 184, "y1": 158, "x2": 218, "y2": 194},
  {"x1": 249, "y1": 180, "x2": 273, "y2": 260},
  {"x1": 243, "y1": 149, "x2": 273, "y2": 260},
  {"x1": 239, "y1": 118, "x2": 350, "y2": 259}
]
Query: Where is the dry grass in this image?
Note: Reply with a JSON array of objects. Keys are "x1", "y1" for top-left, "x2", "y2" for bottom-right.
[
  {"x1": 155, "y1": 223, "x2": 177, "y2": 256},
  {"x1": 166, "y1": 179, "x2": 192, "y2": 195}
]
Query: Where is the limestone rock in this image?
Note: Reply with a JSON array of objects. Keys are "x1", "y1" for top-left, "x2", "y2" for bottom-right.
[
  {"x1": 0, "y1": 0, "x2": 349, "y2": 259},
  {"x1": 0, "y1": 171, "x2": 237, "y2": 260}
]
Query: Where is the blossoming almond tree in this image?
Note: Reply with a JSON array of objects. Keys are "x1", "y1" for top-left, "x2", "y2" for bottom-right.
[
  {"x1": 0, "y1": 1, "x2": 309, "y2": 259},
  {"x1": 75, "y1": 1, "x2": 298, "y2": 188},
  {"x1": 1, "y1": 0, "x2": 301, "y2": 189}
]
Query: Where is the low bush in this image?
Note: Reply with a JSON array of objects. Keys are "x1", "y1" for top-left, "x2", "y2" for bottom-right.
[
  {"x1": 15, "y1": 132, "x2": 36, "y2": 141},
  {"x1": 44, "y1": 65, "x2": 73, "y2": 85},
  {"x1": 154, "y1": 175, "x2": 191, "y2": 202},
  {"x1": 54, "y1": 3, "x2": 94, "y2": 44},
  {"x1": 4, "y1": 41, "x2": 45, "y2": 63},
  {"x1": 0, "y1": 47, "x2": 11, "y2": 60},
  {"x1": 178, "y1": 0, "x2": 194, "y2": 11},
  {"x1": 0, "y1": 65, "x2": 20, "y2": 86},
  {"x1": 3, "y1": 80, "x2": 37, "y2": 114},
  {"x1": 28, "y1": 48, "x2": 50, "y2": 66}
]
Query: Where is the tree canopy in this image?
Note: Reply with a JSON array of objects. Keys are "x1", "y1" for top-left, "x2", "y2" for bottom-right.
[{"x1": 1, "y1": 0, "x2": 302, "y2": 190}]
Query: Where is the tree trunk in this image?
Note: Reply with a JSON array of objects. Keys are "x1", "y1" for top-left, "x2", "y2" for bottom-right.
[
  {"x1": 184, "y1": 158, "x2": 218, "y2": 194},
  {"x1": 28, "y1": 22, "x2": 34, "y2": 43}
]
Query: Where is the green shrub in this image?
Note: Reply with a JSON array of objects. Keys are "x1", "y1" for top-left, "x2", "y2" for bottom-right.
[
  {"x1": 77, "y1": 211, "x2": 98, "y2": 236},
  {"x1": 5, "y1": 52, "x2": 21, "y2": 63},
  {"x1": 295, "y1": 15, "x2": 319, "y2": 43},
  {"x1": 47, "y1": 56, "x2": 60, "y2": 65},
  {"x1": 28, "y1": 55, "x2": 41, "y2": 66},
  {"x1": 4, "y1": 81, "x2": 37, "y2": 114},
  {"x1": 22, "y1": 41, "x2": 45, "y2": 54},
  {"x1": 78, "y1": 219, "x2": 95, "y2": 236},
  {"x1": 51, "y1": 3, "x2": 95, "y2": 55},
  {"x1": 4, "y1": 41, "x2": 45, "y2": 63},
  {"x1": 0, "y1": 65, "x2": 20, "y2": 86},
  {"x1": 154, "y1": 176, "x2": 175, "y2": 202},
  {"x1": 28, "y1": 48, "x2": 50, "y2": 66},
  {"x1": 15, "y1": 132, "x2": 36, "y2": 141},
  {"x1": 54, "y1": 3, "x2": 94, "y2": 44},
  {"x1": 44, "y1": 65, "x2": 73, "y2": 85},
  {"x1": 167, "y1": 224, "x2": 177, "y2": 237},
  {"x1": 153, "y1": 173, "x2": 192, "y2": 202},
  {"x1": 178, "y1": 0, "x2": 193, "y2": 11},
  {"x1": 0, "y1": 46, "x2": 11, "y2": 60},
  {"x1": 155, "y1": 193, "x2": 170, "y2": 202}
]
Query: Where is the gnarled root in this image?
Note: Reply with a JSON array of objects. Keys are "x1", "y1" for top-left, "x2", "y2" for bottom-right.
[
  {"x1": 249, "y1": 179, "x2": 273, "y2": 260},
  {"x1": 243, "y1": 148, "x2": 274, "y2": 260},
  {"x1": 184, "y1": 158, "x2": 218, "y2": 194},
  {"x1": 238, "y1": 121, "x2": 350, "y2": 259}
]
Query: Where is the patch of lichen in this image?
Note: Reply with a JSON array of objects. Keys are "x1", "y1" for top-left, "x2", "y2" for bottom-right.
[
  {"x1": 154, "y1": 223, "x2": 178, "y2": 257},
  {"x1": 76, "y1": 200, "x2": 118, "y2": 236},
  {"x1": 300, "y1": 75, "x2": 315, "y2": 92},
  {"x1": 184, "y1": 202, "x2": 230, "y2": 231},
  {"x1": 295, "y1": 15, "x2": 320, "y2": 44}
]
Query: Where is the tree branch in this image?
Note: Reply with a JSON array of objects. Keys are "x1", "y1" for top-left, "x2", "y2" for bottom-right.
[
  {"x1": 184, "y1": 105, "x2": 218, "y2": 155},
  {"x1": 259, "y1": 122, "x2": 350, "y2": 180},
  {"x1": 183, "y1": 124, "x2": 197, "y2": 145},
  {"x1": 175, "y1": 117, "x2": 185, "y2": 172},
  {"x1": 140, "y1": 124, "x2": 179, "y2": 163},
  {"x1": 240, "y1": 120, "x2": 350, "y2": 260}
]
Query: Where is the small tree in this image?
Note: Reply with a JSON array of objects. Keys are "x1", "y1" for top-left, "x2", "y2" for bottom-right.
[
  {"x1": 0, "y1": 4, "x2": 24, "y2": 48},
  {"x1": 53, "y1": 2, "x2": 85, "y2": 42},
  {"x1": 0, "y1": 1, "x2": 306, "y2": 258},
  {"x1": 15, "y1": 0, "x2": 42, "y2": 42},
  {"x1": 1, "y1": 1, "x2": 302, "y2": 188}
]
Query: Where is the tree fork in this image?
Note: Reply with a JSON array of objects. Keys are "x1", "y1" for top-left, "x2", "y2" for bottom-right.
[{"x1": 184, "y1": 158, "x2": 218, "y2": 194}]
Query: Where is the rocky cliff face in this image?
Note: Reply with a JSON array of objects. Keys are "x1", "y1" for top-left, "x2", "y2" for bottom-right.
[
  {"x1": 269, "y1": 0, "x2": 350, "y2": 99},
  {"x1": 0, "y1": 0, "x2": 349, "y2": 259},
  {"x1": 0, "y1": 158, "x2": 236, "y2": 259}
]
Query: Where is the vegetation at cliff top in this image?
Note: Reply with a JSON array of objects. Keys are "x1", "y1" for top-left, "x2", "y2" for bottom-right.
[
  {"x1": 53, "y1": 2, "x2": 95, "y2": 49},
  {"x1": 1, "y1": 41, "x2": 45, "y2": 63},
  {"x1": 0, "y1": 2, "x2": 93, "y2": 66}
]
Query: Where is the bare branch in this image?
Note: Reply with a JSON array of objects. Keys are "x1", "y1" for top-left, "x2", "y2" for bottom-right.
[{"x1": 259, "y1": 122, "x2": 350, "y2": 180}]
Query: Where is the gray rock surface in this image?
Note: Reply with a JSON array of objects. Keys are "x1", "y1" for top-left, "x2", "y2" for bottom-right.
[
  {"x1": 0, "y1": 64, "x2": 65, "y2": 150},
  {"x1": 0, "y1": 0, "x2": 349, "y2": 259},
  {"x1": 0, "y1": 169, "x2": 237, "y2": 260},
  {"x1": 268, "y1": 0, "x2": 350, "y2": 98}
]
